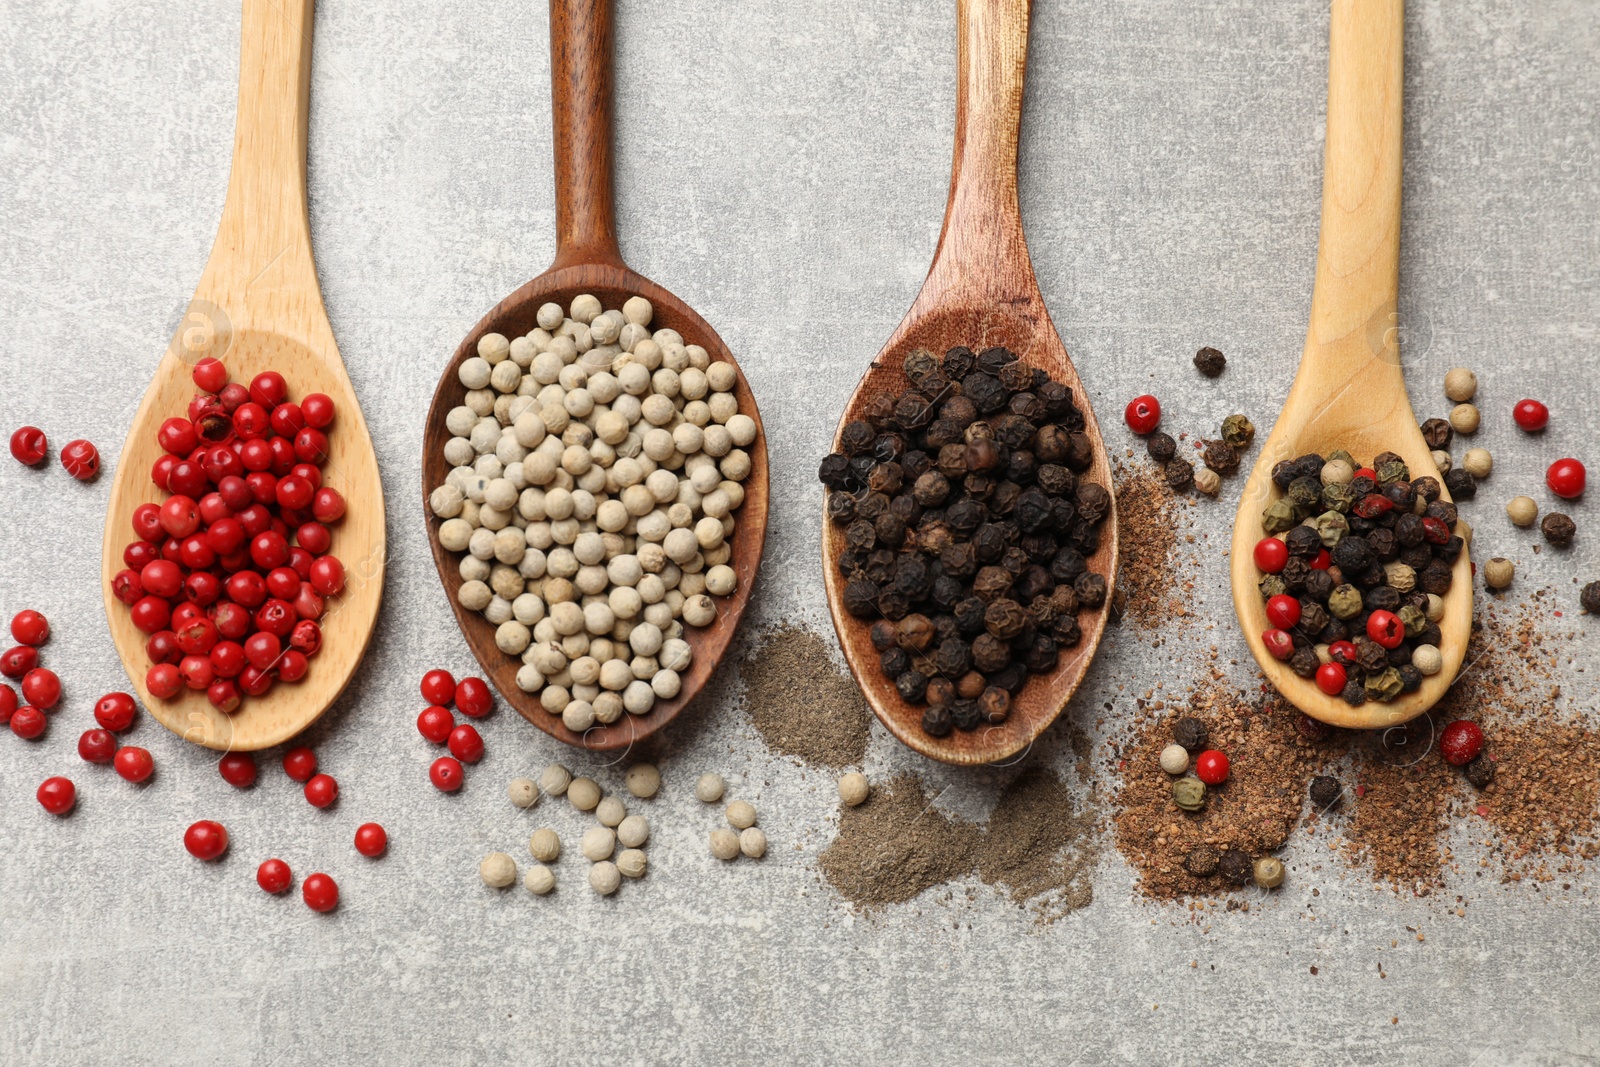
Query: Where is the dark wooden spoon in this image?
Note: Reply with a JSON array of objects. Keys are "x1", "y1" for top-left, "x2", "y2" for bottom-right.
[
  {"x1": 422, "y1": 0, "x2": 768, "y2": 751},
  {"x1": 822, "y1": 0, "x2": 1117, "y2": 765}
]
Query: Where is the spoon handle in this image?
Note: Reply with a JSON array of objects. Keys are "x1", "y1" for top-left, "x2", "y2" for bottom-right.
[
  {"x1": 549, "y1": 0, "x2": 624, "y2": 270},
  {"x1": 1304, "y1": 0, "x2": 1404, "y2": 378},
  {"x1": 915, "y1": 0, "x2": 1036, "y2": 311},
  {"x1": 208, "y1": 0, "x2": 317, "y2": 291}
]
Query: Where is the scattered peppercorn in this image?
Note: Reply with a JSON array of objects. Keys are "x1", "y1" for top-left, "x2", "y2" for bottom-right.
[
  {"x1": 1172, "y1": 775, "x2": 1206, "y2": 812},
  {"x1": 821, "y1": 344, "x2": 1111, "y2": 736},
  {"x1": 1193, "y1": 347, "x2": 1226, "y2": 377},
  {"x1": 1506, "y1": 496, "x2": 1538, "y2": 527},
  {"x1": 1541, "y1": 513, "x2": 1576, "y2": 548},
  {"x1": 1443, "y1": 367, "x2": 1477, "y2": 402},
  {"x1": 1172, "y1": 716, "x2": 1208, "y2": 752},
  {"x1": 1582, "y1": 581, "x2": 1600, "y2": 615},
  {"x1": 1220, "y1": 415, "x2": 1255, "y2": 452},
  {"x1": 1219, "y1": 849, "x2": 1254, "y2": 885},
  {"x1": 1309, "y1": 775, "x2": 1342, "y2": 809},
  {"x1": 1252, "y1": 856, "x2": 1285, "y2": 888},
  {"x1": 1463, "y1": 754, "x2": 1495, "y2": 789},
  {"x1": 1484, "y1": 558, "x2": 1514, "y2": 590}
]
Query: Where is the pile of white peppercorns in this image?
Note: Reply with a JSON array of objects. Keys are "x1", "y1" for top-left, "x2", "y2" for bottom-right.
[{"x1": 429, "y1": 293, "x2": 757, "y2": 731}]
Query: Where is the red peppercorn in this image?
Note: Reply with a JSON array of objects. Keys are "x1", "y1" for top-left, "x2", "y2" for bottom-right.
[
  {"x1": 1512, "y1": 398, "x2": 1549, "y2": 432},
  {"x1": 1328, "y1": 639, "x2": 1358, "y2": 665},
  {"x1": 0, "y1": 645, "x2": 38, "y2": 679},
  {"x1": 1315, "y1": 662, "x2": 1347, "y2": 696},
  {"x1": 448, "y1": 723, "x2": 484, "y2": 763},
  {"x1": 218, "y1": 752, "x2": 258, "y2": 788},
  {"x1": 36, "y1": 776, "x2": 75, "y2": 815},
  {"x1": 1366, "y1": 610, "x2": 1404, "y2": 649},
  {"x1": 10, "y1": 705, "x2": 46, "y2": 739},
  {"x1": 114, "y1": 746, "x2": 154, "y2": 783},
  {"x1": 420, "y1": 669, "x2": 456, "y2": 706},
  {"x1": 269, "y1": 401, "x2": 306, "y2": 439},
  {"x1": 417, "y1": 705, "x2": 454, "y2": 743},
  {"x1": 308, "y1": 555, "x2": 344, "y2": 596},
  {"x1": 430, "y1": 755, "x2": 464, "y2": 792},
  {"x1": 257, "y1": 858, "x2": 293, "y2": 894},
  {"x1": 301, "y1": 393, "x2": 336, "y2": 429},
  {"x1": 160, "y1": 495, "x2": 201, "y2": 539},
  {"x1": 60, "y1": 439, "x2": 100, "y2": 480},
  {"x1": 301, "y1": 872, "x2": 339, "y2": 913},
  {"x1": 1194, "y1": 749, "x2": 1230, "y2": 785},
  {"x1": 1439, "y1": 720, "x2": 1484, "y2": 766},
  {"x1": 21, "y1": 668, "x2": 60, "y2": 710},
  {"x1": 10, "y1": 610, "x2": 49, "y2": 646},
  {"x1": 78, "y1": 728, "x2": 117, "y2": 763},
  {"x1": 1262, "y1": 628, "x2": 1294, "y2": 661},
  {"x1": 1353, "y1": 467, "x2": 1376, "y2": 482},
  {"x1": 207, "y1": 679, "x2": 242, "y2": 713},
  {"x1": 304, "y1": 772, "x2": 339, "y2": 809},
  {"x1": 0, "y1": 683, "x2": 15, "y2": 725},
  {"x1": 293, "y1": 427, "x2": 330, "y2": 464},
  {"x1": 192, "y1": 357, "x2": 228, "y2": 393},
  {"x1": 1123, "y1": 395, "x2": 1161, "y2": 435},
  {"x1": 277, "y1": 649, "x2": 309, "y2": 682},
  {"x1": 94, "y1": 691, "x2": 137, "y2": 731},
  {"x1": 184, "y1": 820, "x2": 229, "y2": 861},
  {"x1": 354, "y1": 822, "x2": 387, "y2": 858},
  {"x1": 454, "y1": 677, "x2": 493, "y2": 718},
  {"x1": 232, "y1": 402, "x2": 271, "y2": 440},
  {"x1": 296, "y1": 521, "x2": 332, "y2": 555},
  {"x1": 288, "y1": 620, "x2": 322, "y2": 657},
  {"x1": 1265, "y1": 595, "x2": 1301, "y2": 630},
  {"x1": 9, "y1": 426, "x2": 47, "y2": 466},
  {"x1": 249, "y1": 371, "x2": 288, "y2": 409},
  {"x1": 1309, "y1": 548, "x2": 1331, "y2": 571},
  {"x1": 282, "y1": 746, "x2": 317, "y2": 782},
  {"x1": 1420, "y1": 516, "x2": 1451, "y2": 545},
  {"x1": 1253, "y1": 537, "x2": 1288, "y2": 574},
  {"x1": 1547, "y1": 458, "x2": 1586, "y2": 499},
  {"x1": 275, "y1": 474, "x2": 313, "y2": 512},
  {"x1": 311, "y1": 487, "x2": 346, "y2": 523},
  {"x1": 147, "y1": 662, "x2": 182, "y2": 698},
  {"x1": 219, "y1": 382, "x2": 249, "y2": 411}
]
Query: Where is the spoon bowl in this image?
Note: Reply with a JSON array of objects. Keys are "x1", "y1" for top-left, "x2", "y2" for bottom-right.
[
  {"x1": 1230, "y1": 0, "x2": 1471, "y2": 729},
  {"x1": 823, "y1": 0, "x2": 1117, "y2": 766},
  {"x1": 420, "y1": 0, "x2": 768, "y2": 752},
  {"x1": 100, "y1": 0, "x2": 385, "y2": 751}
]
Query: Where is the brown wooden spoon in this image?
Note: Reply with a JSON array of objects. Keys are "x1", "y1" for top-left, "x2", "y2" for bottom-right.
[
  {"x1": 99, "y1": 0, "x2": 385, "y2": 751},
  {"x1": 1230, "y1": 0, "x2": 1471, "y2": 729},
  {"x1": 421, "y1": 0, "x2": 768, "y2": 752},
  {"x1": 822, "y1": 0, "x2": 1117, "y2": 766}
]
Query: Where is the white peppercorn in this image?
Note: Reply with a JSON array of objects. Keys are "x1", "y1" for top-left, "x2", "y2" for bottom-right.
[
  {"x1": 1412, "y1": 644, "x2": 1443, "y2": 675},
  {"x1": 1430, "y1": 450, "x2": 1452, "y2": 473},
  {"x1": 536, "y1": 764, "x2": 571, "y2": 799},
  {"x1": 682, "y1": 594, "x2": 717, "y2": 627},
  {"x1": 595, "y1": 796, "x2": 627, "y2": 828},
  {"x1": 1194, "y1": 468, "x2": 1221, "y2": 496},
  {"x1": 739, "y1": 827, "x2": 767, "y2": 859},
  {"x1": 567, "y1": 776, "x2": 601, "y2": 811},
  {"x1": 709, "y1": 828, "x2": 740, "y2": 860},
  {"x1": 615, "y1": 813, "x2": 650, "y2": 849},
  {"x1": 837, "y1": 772, "x2": 870, "y2": 807},
  {"x1": 726, "y1": 800, "x2": 757, "y2": 830},
  {"x1": 650, "y1": 668, "x2": 681, "y2": 699},
  {"x1": 508, "y1": 778, "x2": 540, "y2": 809},
  {"x1": 1506, "y1": 496, "x2": 1537, "y2": 527},
  {"x1": 695, "y1": 773, "x2": 725, "y2": 803},
  {"x1": 479, "y1": 852, "x2": 517, "y2": 888},
  {"x1": 1159, "y1": 743, "x2": 1189, "y2": 775},
  {"x1": 616, "y1": 849, "x2": 648, "y2": 879},
  {"x1": 1444, "y1": 367, "x2": 1477, "y2": 402},
  {"x1": 524, "y1": 864, "x2": 556, "y2": 895},
  {"x1": 589, "y1": 860, "x2": 621, "y2": 895},
  {"x1": 1425, "y1": 593, "x2": 1445, "y2": 622},
  {"x1": 529, "y1": 827, "x2": 561, "y2": 863},
  {"x1": 1449, "y1": 403, "x2": 1480, "y2": 434},
  {"x1": 1484, "y1": 557, "x2": 1514, "y2": 590},
  {"x1": 580, "y1": 826, "x2": 616, "y2": 862},
  {"x1": 624, "y1": 763, "x2": 660, "y2": 798},
  {"x1": 1461, "y1": 447, "x2": 1491, "y2": 478}
]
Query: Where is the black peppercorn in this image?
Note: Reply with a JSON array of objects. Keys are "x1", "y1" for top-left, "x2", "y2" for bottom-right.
[
  {"x1": 879, "y1": 646, "x2": 910, "y2": 679},
  {"x1": 989, "y1": 662, "x2": 1029, "y2": 693},
  {"x1": 1073, "y1": 572, "x2": 1107, "y2": 609},
  {"x1": 942, "y1": 345, "x2": 976, "y2": 379},
  {"x1": 1076, "y1": 483, "x2": 1111, "y2": 524},
  {"x1": 1193, "y1": 346, "x2": 1226, "y2": 377},
  {"x1": 971, "y1": 633, "x2": 1011, "y2": 674},
  {"x1": 1147, "y1": 432, "x2": 1177, "y2": 463},
  {"x1": 876, "y1": 589, "x2": 911, "y2": 620},
  {"x1": 1443, "y1": 468, "x2": 1477, "y2": 501},
  {"x1": 978, "y1": 686, "x2": 1011, "y2": 724},
  {"x1": 1340, "y1": 680, "x2": 1367, "y2": 706},
  {"x1": 1051, "y1": 614, "x2": 1082, "y2": 647},
  {"x1": 954, "y1": 597, "x2": 987, "y2": 634},
  {"x1": 1172, "y1": 716, "x2": 1208, "y2": 751},
  {"x1": 869, "y1": 620, "x2": 897, "y2": 652},
  {"x1": 842, "y1": 579, "x2": 880, "y2": 618},
  {"x1": 1219, "y1": 849, "x2": 1254, "y2": 886},
  {"x1": 1064, "y1": 431, "x2": 1094, "y2": 472},
  {"x1": 873, "y1": 512, "x2": 906, "y2": 549},
  {"x1": 1464, "y1": 754, "x2": 1495, "y2": 788},
  {"x1": 1202, "y1": 439, "x2": 1239, "y2": 474},
  {"x1": 950, "y1": 700, "x2": 983, "y2": 732},
  {"x1": 1013, "y1": 565, "x2": 1054, "y2": 602},
  {"x1": 1308, "y1": 775, "x2": 1342, "y2": 809},
  {"x1": 1542, "y1": 512, "x2": 1576, "y2": 547},
  {"x1": 984, "y1": 598, "x2": 1030, "y2": 640},
  {"x1": 971, "y1": 565, "x2": 1013, "y2": 603},
  {"x1": 1021, "y1": 635, "x2": 1058, "y2": 673},
  {"x1": 922, "y1": 704, "x2": 954, "y2": 738},
  {"x1": 1165, "y1": 458, "x2": 1194, "y2": 490},
  {"x1": 1290, "y1": 646, "x2": 1319, "y2": 678},
  {"x1": 1582, "y1": 581, "x2": 1600, "y2": 614},
  {"x1": 895, "y1": 670, "x2": 929, "y2": 703},
  {"x1": 1418, "y1": 418, "x2": 1451, "y2": 449},
  {"x1": 934, "y1": 638, "x2": 971, "y2": 679}
]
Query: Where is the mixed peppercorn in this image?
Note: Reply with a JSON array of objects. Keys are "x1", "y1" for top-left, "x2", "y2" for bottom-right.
[
  {"x1": 1253, "y1": 448, "x2": 1458, "y2": 706},
  {"x1": 820, "y1": 345, "x2": 1110, "y2": 737}
]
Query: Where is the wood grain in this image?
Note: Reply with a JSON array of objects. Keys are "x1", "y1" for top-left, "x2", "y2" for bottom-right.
[
  {"x1": 822, "y1": 0, "x2": 1118, "y2": 766},
  {"x1": 419, "y1": 0, "x2": 769, "y2": 752},
  {"x1": 99, "y1": 0, "x2": 386, "y2": 751},
  {"x1": 1230, "y1": 0, "x2": 1472, "y2": 730}
]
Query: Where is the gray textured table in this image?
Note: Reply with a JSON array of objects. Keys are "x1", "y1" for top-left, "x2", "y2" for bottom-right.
[{"x1": 3, "y1": 1, "x2": 1598, "y2": 1063}]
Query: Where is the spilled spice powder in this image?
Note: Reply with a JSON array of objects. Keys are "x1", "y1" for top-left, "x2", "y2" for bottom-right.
[
  {"x1": 1113, "y1": 463, "x2": 1190, "y2": 630},
  {"x1": 1338, "y1": 717, "x2": 1456, "y2": 892},
  {"x1": 820, "y1": 767, "x2": 1099, "y2": 918},
  {"x1": 740, "y1": 624, "x2": 871, "y2": 770}
]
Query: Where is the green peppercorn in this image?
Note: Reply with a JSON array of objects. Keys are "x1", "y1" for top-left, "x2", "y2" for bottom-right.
[
  {"x1": 1221, "y1": 414, "x2": 1256, "y2": 451},
  {"x1": 1320, "y1": 481, "x2": 1356, "y2": 514},
  {"x1": 1287, "y1": 477, "x2": 1322, "y2": 514},
  {"x1": 1327, "y1": 449, "x2": 1356, "y2": 469},
  {"x1": 1258, "y1": 574, "x2": 1288, "y2": 599},
  {"x1": 1376, "y1": 458, "x2": 1409, "y2": 487},
  {"x1": 1327, "y1": 584, "x2": 1364, "y2": 620},
  {"x1": 1262, "y1": 499, "x2": 1298, "y2": 534},
  {"x1": 1364, "y1": 667, "x2": 1404, "y2": 702},
  {"x1": 1311, "y1": 511, "x2": 1349, "y2": 548},
  {"x1": 1398, "y1": 603, "x2": 1426, "y2": 638},
  {"x1": 1252, "y1": 856, "x2": 1285, "y2": 888},
  {"x1": 1172, "y1": 775, "x2": 1207, "y2": 812}
]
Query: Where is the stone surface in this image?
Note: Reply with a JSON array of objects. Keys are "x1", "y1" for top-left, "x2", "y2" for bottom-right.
[{"x1": 1, "y1": 0, "x2": 1598, "y2": 1063}]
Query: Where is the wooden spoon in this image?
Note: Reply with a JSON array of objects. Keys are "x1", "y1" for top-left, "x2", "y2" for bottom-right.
[
  {"x1": 1230, "y1": 0, "x2": 1471, "y2": 730},
  {"x1": 420, "y1": 0, "x2": 768, "y2": 752},
  {"x1": 821, "y1": 0, "x2": 1117, "y2": 766},
  {"x1": 99, "y1": 0, "x2": 385, "y2": 752}
]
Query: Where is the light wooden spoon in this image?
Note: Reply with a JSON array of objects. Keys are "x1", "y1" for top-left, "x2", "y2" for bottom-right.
[
  {"x1": 822, "y1": 0, "x2": 1117, "y2": 766},
  {"x1": 421, "y1": 0, "x2": 768, "y2": 752},
  {"x1": 1230, "y1": 0, "x2": 1470, "y2": 730},
  {"x1": 100, "y1": 0, "x2": 385, "y2": 751}
]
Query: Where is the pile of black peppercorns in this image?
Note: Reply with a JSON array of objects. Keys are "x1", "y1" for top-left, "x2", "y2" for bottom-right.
[
  {"x1": 820, "y1": 345, "x2": 1111, "y2": 738},
  {"x1": 1255, "y1": 449, "x2": 1461, "y2": 706}
]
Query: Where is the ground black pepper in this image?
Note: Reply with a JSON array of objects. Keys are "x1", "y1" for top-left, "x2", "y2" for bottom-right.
[{"x1": 822, "y1": 344, "x2": 1111, "y2": 736}]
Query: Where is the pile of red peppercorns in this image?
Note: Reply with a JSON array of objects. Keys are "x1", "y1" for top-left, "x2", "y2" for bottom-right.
[
  {"x1": 110, "y1": 358, "x2": 348, "y2": 713},
  {"x1": 414, "y1": 668, "x2": 494, "y2": 792}
]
